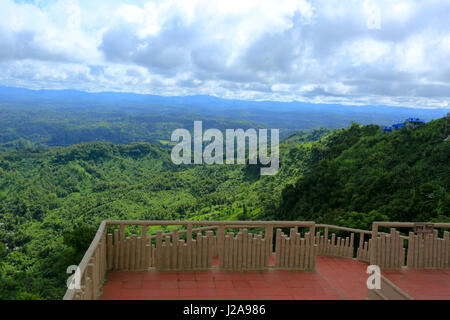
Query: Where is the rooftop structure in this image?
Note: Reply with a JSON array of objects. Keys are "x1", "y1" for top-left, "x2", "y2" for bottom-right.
[
  {"x1": 382, "y1": 117, "x2": 426, "y2": 133},
  {"x1": 404, "y1": 118, "x2": 425, "y2": 128},
  {"x1": 64, "y1": 220, "x2": 450, "y2": 300},
  {"x1": 381, "y1": 126, "x2": 392, "y2": 133},
  {"x1": 392, "y1": 123, "x2": 406, "y2": 130}
]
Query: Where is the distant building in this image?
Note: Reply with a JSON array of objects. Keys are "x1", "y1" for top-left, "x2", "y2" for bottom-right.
[
  {"x1": 382, "y1": 126, "x2": 392, "y2": 133},
  {"x1": 381, "y1": 118, "x2": 426, "y2": 133},
  {"x1": 404, "y1": 118, "x2": 425, "y2": 128},
  {"x1": 392, "y1": 123, "x2": 406, "y2": 130}
]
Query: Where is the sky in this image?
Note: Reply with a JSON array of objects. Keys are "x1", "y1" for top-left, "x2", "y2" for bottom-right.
[{"x1": 0, "y1": 0, "x2": 449, "y2": 108}]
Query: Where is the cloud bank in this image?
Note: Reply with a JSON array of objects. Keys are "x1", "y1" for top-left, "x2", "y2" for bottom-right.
[{"x1": 0, "y1": 0, "x2": 449, "y2": 108}]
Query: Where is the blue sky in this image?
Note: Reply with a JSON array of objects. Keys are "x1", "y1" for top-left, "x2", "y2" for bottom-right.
[{"x1": 1, "y1": 0, "x2": 450, "y2": 108}]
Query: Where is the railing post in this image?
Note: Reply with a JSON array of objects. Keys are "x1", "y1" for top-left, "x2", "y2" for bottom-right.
[
  {"x1": 349, "y1": 233, "x2": 354, "y2": 258},
  {"x1": 444, "y1": 231, "x2": 449, "y2": 269},
  {"x1": 172, "y1": 229, "x2": 179, "y2": 269},
  {"x1": 265, "y1": 224, "x2": 273, "y2": 257},
  {"x1": 119, "y1": 224, "x2": 125, "y2": 270},
  {"x1": 358, "y1": 232, "x2": 364, "y2": 260},
  {"x1": 310, "y1": 223, "x2": 315, "y2": 246},
  {"x1": 370, "y1": 222, "x2": 379, "y2": 265},
  {"x1": 217, "y1": 225, "x2": 224, "y2": 265},
  {"x1": 242, "y1": 229, "x2": 248, "y2": 270},
  {"x1": 186, "y1": 236, "x2": 192, "y2": 269},
  {"x1": 100, "y1": 234, "x2": 104, "y2": 277},
  {"x1": 96, "y1": 245, "x2": 101, "y2": 291},
  {"x1": 197, "y1": 232, "x2": 203, "y2": 269},
  {"x1": 202, "y1": 233, "x2": 208, "y2": 269},
  {"x1": 156, "y1": 230, "x2": 162, "y2": 270},
  {"x1": 84, "y1": 270, "x2": 91, "y2": 300},
  {"x1": 107, "y1": 233, "x2": 113, "y2": 270},
  {"x1": 186, "y1": 222, "x2": 193, "y2": 269},
  {"x1": 130, "y1": 234, "x2": 137, "y2": 271},
  {"x1": 187, "y1": 222, "x2": 192, "y2": 243},
  {"x1": 178, "y1": 239, "x2": 184, "y2": 270},
  {"x1": 289, "y1": 228, "x2": 296, "y2": 269},
  {"x1": 275, "y1": 229, "x2": 282, "y2": 267},
  {"x1": 88, "y1": 258, "x2": 96, "y2": 300},
  {"x1": 141, "y1": 226, "x2": 147, "y2": 270},
  {"x1": 206, "y1": 230, "x2": 214, "y2": 268},
  {"x1": 101, "y1": 233, "x2": 107, "y2": 277},
  {"x1": 113, "y1": 229, "x2": 119, "y2": 270}
]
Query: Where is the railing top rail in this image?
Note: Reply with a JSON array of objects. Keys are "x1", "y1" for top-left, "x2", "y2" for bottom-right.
[
  {"x1": 373, "y1": 222, "x2": 450, "y2": 229},
  {"x1": 63, "y1": 220, "x2": 106, "y2": 300},
  {"x1": 316, "y1": 224, "x2": 372, "y2": 234},
  {"x1": 147, "y1": 226, "x2": 217, "y2": 239},
  {"x1": 105, "y1": 220, "x2": 316, "y2": 227}
]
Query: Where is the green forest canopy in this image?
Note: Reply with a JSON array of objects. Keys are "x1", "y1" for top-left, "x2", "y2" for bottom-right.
[{"x1": 0, "y1": 117, "x2": 448, "y2": 299}]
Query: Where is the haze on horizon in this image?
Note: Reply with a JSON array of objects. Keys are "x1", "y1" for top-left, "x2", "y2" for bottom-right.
[{"x1": 0, "y1": 0, "x2": 449, "y2": 109}]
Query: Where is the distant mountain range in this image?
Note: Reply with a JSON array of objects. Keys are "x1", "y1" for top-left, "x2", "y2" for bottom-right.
[
  {"x1": 1, "y1": 85, "x2": 448, "y2": 118},
  {"x1": 0, "y1": 85, "x2": 448, "y2": 147}
]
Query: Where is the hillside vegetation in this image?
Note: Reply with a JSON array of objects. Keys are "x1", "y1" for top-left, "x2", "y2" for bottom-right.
[
  {"x1": 0, "y1": 118, "x2": 448, "y2": 299},
  {"x1": 273, "y1": 118, "x2": 449, "y2": 227}
]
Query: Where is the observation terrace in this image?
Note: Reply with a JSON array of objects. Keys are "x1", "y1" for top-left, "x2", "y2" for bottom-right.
[{"x1": 63, "y1": 220, "x2": 450, "y2": 300}]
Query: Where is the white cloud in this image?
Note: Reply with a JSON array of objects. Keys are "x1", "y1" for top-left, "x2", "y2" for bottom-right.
[{"x1": 0, "y1": 0, "x2": 449, "y2": 108}]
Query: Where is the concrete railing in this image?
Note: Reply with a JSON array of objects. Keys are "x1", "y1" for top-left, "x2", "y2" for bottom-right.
[
  {"x1": 315, "y1": 222, "x2": 450, "y2": 269},
  {"x1": 370, "y1": 222, "x2": 450, "y2": 269},
  {"x1": 63, "y1": 220, "x2": 450, "y2": 300},
  {"x1": 63, "y1": 221, "x2": 107, "y2": 300},
  {"x1": 103, "y1": 220, "x2": 317, "y2": 272},
  {"x1": 315, "y1": 224, "x2": 372, "y2": 261}
]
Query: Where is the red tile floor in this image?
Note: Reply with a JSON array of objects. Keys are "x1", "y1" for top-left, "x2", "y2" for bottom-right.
[
  {"x1": 101, "y1": 256, "x2": 450, "y2": 300},
  {"x1": 383, "y1": 268, "x2": 450, "y2": 300}
]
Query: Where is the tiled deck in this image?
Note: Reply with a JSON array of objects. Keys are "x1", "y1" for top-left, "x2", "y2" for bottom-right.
[
  {"x1": 101, "y1": 256, "x2": 450, "y2": 300},
  {"x1": 383, "y1": 268, "x2": 450, "y2": 300}
]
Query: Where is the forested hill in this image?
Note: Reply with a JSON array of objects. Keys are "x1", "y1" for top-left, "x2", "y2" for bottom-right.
[
  {"x1": 273, "y1": 118, "x2": 450, "y2": 227},
  {"x1": 0, "y1": 128, "x2": 330, "y2": 299},
  {"x1": 0, "y1": 117, "x2": 448, "y2": 299}
]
